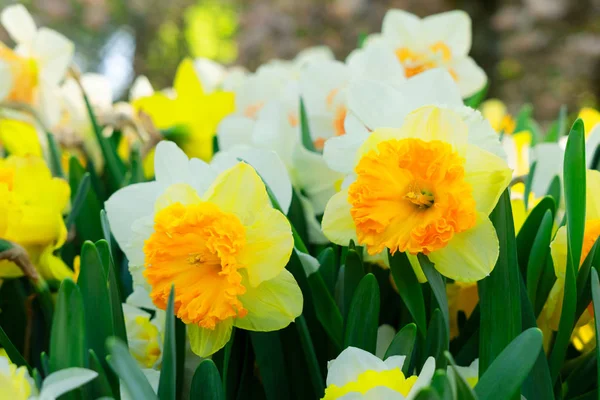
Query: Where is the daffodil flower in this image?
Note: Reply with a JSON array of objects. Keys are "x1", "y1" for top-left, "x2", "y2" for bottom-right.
[
  {"x1": 0, "y1": 355, "x2": 97, "y2": 400},
  {"x1": 355, "y1": 9, "x2": 486, "y2": 97},
  {"x1": 106, "y1": 141, "x2": 302, "y2": 357},
  {"x1": 322, "y1": 105, "x2": 511, "y2": 282},
  {"x1": 123, "y1": 303, "x2": 163, "y2": 369},
  {"x1": 0, "y1": 4, "x2": 74, "y2": 127},
  {"x1": 133, "y1": 58, "x2": 235, "y2": 164},
  {"x1": 322, "y1": 346, "x2": 435, "y2": 399},
  {"x1": 0, "y1": 155, "x2": 72, "y2": 280},
  {"x1": 539, "y1": 169, "x2": 600, "y2": 350},
  {"x1": 0, "y1": 118, "x2": 43, "y2": 157}
]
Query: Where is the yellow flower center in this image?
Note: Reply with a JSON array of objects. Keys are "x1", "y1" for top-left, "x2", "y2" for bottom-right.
[
  {"x1": 323, "y1": 368, "x2": 418, "y2": 399},
  {"x1": 143, "y1": 201, "x2": 248, "y2": 329},
  {"x1": 348, "y1": 138, "x2": 477, "y2": 255},
  {"x1": 395, "y1": 42, "x2": 456, "y2": 79},
  {"x1": 0, "y1": 44, "x2": 38, "y2": 104}
]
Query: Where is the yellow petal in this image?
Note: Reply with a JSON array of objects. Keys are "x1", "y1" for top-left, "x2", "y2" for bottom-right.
[
  {"x1": 511, "y1": 197, "x2": 527, "y2": 234},
  {"x1": 586, "y1": 170, "x2": 600, "y2": 220},
  {"x1": 38, "y1": 246, "x2": 74, "y2": 281},
  {"x1": 155, "y1": 183, "x2": 201, "y2": 212},
  {"x1": 174, "y1": 58, "x2": 205, "y2": 100},
  {"x1": 550, "y1": 226, "x2": 568, "y2": 280},
  {"x1": 188, "y1": 318, "x2": 233, "y2": 357},
  {"x1": 322, "y1": 188, "x2": 358, "y2": 246},
  {"x1": 0, "y1": 260, "x2": 25, "y2": 278},
  {"x1": 578, "y1": 107, "x2": 600, "y2": 138},
  {"x1": 203, "y1": 163, "x2": 270, "y2": 225},
  {"x1": 234, "y1": 269, "x2": 303, "y2": 331},
  {"x1": 428, "y1": 212, "x2": 499, "y2": 282},
  {"x1": 480, "y1": 99, "x2": 508, "y2": 133},
  {"x1": 0, "y1": 119, "x2": 42, "y2": 157},
  {"x1": 237, "y1": 207, "x2": 293, "y2": 287},
  {"x1": 464, "y1": 144, "x2": 512, "y2": 216}
]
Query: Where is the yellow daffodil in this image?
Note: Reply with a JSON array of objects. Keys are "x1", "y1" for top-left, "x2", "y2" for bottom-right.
[
  {"x1": 480, "y1": 99, "x2": 515, "y2": 135},
  {"x1": 322, "y1": 346, "x2": 435, "y2": 399},
  {"x1": 539, "y1": 169, "x2": 600, "y2": 350},
  {"x1": 123, "y1": 303, "x2": 163, "y2": 369},
  {"x1": 362, "y1": 10, "x2": 486, "y2": 97},
  {"x1": 105, "y1": 141, "x2": 302, "y2": 357},
  {"x1": 447, "y1": 281, "x2": 478, "y2": 339},
  {"x1": 322, "y1": 105, "x2": 511, "y2": 282},
  {"x1": 0, "y1": 155, "x2": 72, "y2": 280},
  {"x1": 0, "y1": 355, "x2": 97, "y2": 399},
  {"x1": 133, "y1": 58, "x2": 234, "y2": 164},
  {"x1": 0, "y1": 4, "x2": 74, "y2": 127},
  {"x1": 0, "y1": 118, "x2": 42, "y2": 157}
]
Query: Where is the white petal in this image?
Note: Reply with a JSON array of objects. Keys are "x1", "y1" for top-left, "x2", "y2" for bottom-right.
[
  {"x1": 153, "y1": 141, "x2": 193, "y2": 185},
  {"x1": 398, "y1": 68, "x2": 463, "y2": 109},
  {"x1": 126, "y1": 285, "x2": 156, "y2": 310},
  {"x1": 188, "y1": 157, "x2": 219, "y2": 196},
  {"x1": 294, "y1": 45, "x2": 335, "y2": 67},
  {"x1": 34, "y1": 28, "x2": 74, "y2": 84},
  {"x1": 347, "y1": 79, "x2": 408, "y2": 129},
  {"x1": 449, "y1": 57, "x2": 487, "y2": 98},
  {"x1": 80, "y1": 73, "x2": 113, "y2": 110},
  {"x1": 217, "y1": 115, "x2": 255, "y2": 151},
  {"x1": 298, "y1": 193, "x2": 329, "y2": 244},
  {"x1": 326, "y1": 347, "x2": 386, "y2": 387},
  {"x1": 340, "y1": 386, "x2": 407, "y2": 400},
  {"x1": 530, "y1": 143, "x2": 564, "y2": 196},
  {"x1": 453, "y1": 105, "x2": 507, "y2": 160},
  {"x1": 211, "y1": 147, "x2": 293, "y2": 213},
  {"x1": 129, "y1": 75, "x2": 154, "y2": 100},
  {"x1": 383, "y1": 355, "x2": 406, "y2": 371},
  {"x1": 296, "y1": 249, "x2": 320, "y2": 277},
  {"x1": 407, "y1": 357, "x2": 436, "y2": 400},
  {"x1": 1, "y1": 4, "x2": 37, "y2": 47},
  {"x1": 0, "y1": 60, "x2": 12, "y2": 101},
  {"x1": 586, "y1": 125, "x2": 600, "y2": 168},
  {"x1": 381, "y1": 9, "x2": 423, "y2": 49},
  {"x1": 348, "y1": 42, "x2": 406, "y2": 84},
  {"x1": 104, "y1": 181, "x2": 163, "y2": 255},
  {"x1": 377, "y1": 324, "x2": 398, "y2": 359},
  {"x1": 422, "y1": 11, "x2": 472, "y2": 57},
  {"x1": 193, "y1": 57, "x2": 225, "y2": 93},
  {"x1": 300, "y1": 60, "x2": 349, "y2": 113},
  {"x1": 38, "y1": 81, "x2": 62, "y2": 128},
  {"x1": 41, "y1": 368, "x2": 98, "y2": 399},
  {"x1": 251, "y1": 101, "x2": 296, "y2": 162}
]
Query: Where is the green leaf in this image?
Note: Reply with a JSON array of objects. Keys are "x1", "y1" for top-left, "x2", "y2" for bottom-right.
[
  {"x1": 526, "y1": 210, "x2": 554, "y2": 306},
  {"x1": 343, "y1": 249, "x2": 364, "y2": 318},
  {"x1": 81, "y1": 84, "x2": 126, "y2": 191},
  {"x1": 46, "y1": 132, "x2": 64, "y2": 178},
  {"x1": 95, "y1": 240, "x2": 127, "y2": 344},
  {"x1": 299, "y1": 98, "x2": 317, "y2": 152},
  {"x1": 127, "y1": 146, "x2": 144, "y2": 185},
  {"x1": 575, "y1": 238, "x2": 600, "y2": 320},
  {"x1": 250, "y1": 332, "x2": 290, "y2": 400},
  {"x1": 590, "y1": 269, "x2": 600, "y2": 397},
  {"x1": 414, "y1": 388, "x2": 442, "y2": 400},
  {"x1": 446, "y1": 352, "x2": 478, "y2": 400},
  {"x1": 424, "y1": 309, "x2": 448, "y2": 369},
  {"x1": 514, "y1": 104, "x2": 533, "y2": 134},
  {"x1": 419, "y1": 254, "x2": 449, "y2": 336},
  {"x1": 546, "y1": 176, "x2": 561, "y2": 213},
  {"x1": 88, "y1": 349, "x2": 115, "y2": 398},
  {"x1": 534, "y1": 257, "x2": 557, "y2": 317},
  {"x1": 516, "y1": 196, "x2": 556, "y2": 276},
  {"x1": 384, "y1": 323, "x2": 417, "y2": 375},
  {"x1": 287, "y1": 189, "x2": 309, "y2": 247},
  {"x1": 295, "y1": 315, "x2": 325, "y2": 398},
  {"x1": 430, "y1": 370, "x2": 453, "y2": 400},
  {"x1": 49, "y1": 279, "x2": 86, "y2": 372},
  {"x1": 158, "y1": 286, "x2": 176, "y2": 400},
  {"x1": 317, "y1": 247, "x2": 337, "y2": 295},
  {"x1": 77, "y1": 242, "x2": 114, "y2": 367},
  {"x1": 464, "y1": 84, "x2": 488, "y2": 109},
  {"x1": 343, "y1": 273, "x2": 380, "y2": 353},
  {"x1": 190, "y1": 360, "x2": 225, "y2": 400},
  {"x1": 65, "y1": 172, "x2": 91, "y2": 231},
  {"x1": 69, "y1": 156, "x2": 103, "y2": 242},
  {"x1": 0, "y1": 324, "x2": 30, "y2": 373},
  {"x1": 474, "y1": 328, "x2": 543, "y2": 400},
  {"x1": 478, "y1": 190, "x2": 521, "y2": 379},
  {"x1": 545, "y1": 105, "x2": 568, "y2": 143},
  {"x1": 307, "y1": 271, "x2": 343, "y2": 349},
  {"x1": 106, "y1": 338, "x2": 157, "y2": 400},
  {"x1": 100, "y1": 210, "x2": 112, "y2": 249},
  {"x1": 549, "y1": 119, "x2": 586, "y2": 383},
  {"x1": 389, "y1": 251, "x2": 427, "y2": 335},
  {"x1": 524, "y1": 161, "x2": 537, "y2": 210}
]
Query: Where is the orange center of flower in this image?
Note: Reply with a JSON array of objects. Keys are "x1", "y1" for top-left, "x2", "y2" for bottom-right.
[
  {"x1": 0, "y1": 44, "x2": 38, "y2": 104},
  {"x1": 395, "y1": 42, "x2": 456, "y2": 79},
  {"x1": 143, "y1": 201, "x2": 248, "y2": 329},
  {"x1": 348, "y1": 138, "x2": 477, "y2": 255}
]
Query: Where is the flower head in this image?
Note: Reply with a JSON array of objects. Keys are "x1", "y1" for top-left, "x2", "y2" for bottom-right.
[
  {"x1": 323, "y1": 347, "x2": 435, "y2": 399},
  {"x1": 123, "y1": 303, "x2": 163, "y2": 369},
  {"x1": 322, "y1": 105, "x2": 511, "y2": 282},
  {"x1": 106, "y1": 141, "x2": 302, "y2": 356},
  {"x1": 0, "y1": 155, "x2": 72, "y2": 280}
]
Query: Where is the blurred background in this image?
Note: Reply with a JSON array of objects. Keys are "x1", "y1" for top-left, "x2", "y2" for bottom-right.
[{"x1": 2, "y1": 0, "x2": 600, "y2": 124}]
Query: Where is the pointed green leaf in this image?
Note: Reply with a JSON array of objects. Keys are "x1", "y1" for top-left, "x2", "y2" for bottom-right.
[
  {"x1": 88, "y1": 350, "x2": 114, "y2": 398},
  {"x1": 343, "y1": 249, "x2": 364, "y2": 319},
  {"x1": 158, "y1": 286, "x2": 176, "y2": 400},
  {"x1": 475, "y1": 328, "x2": 543, "y2": 400},
  {"x1": 414, "y1": 388, "x2": 441, "y2": 400},
  {"x1": 516, "y1": 196, "x2": 556, "y2": 277},
  {"x1": 65, "y1": 172, "x2": 90, "y2": 231},
  {"x1": 307, "y1": 271, "x2": 343, "y2": 349},
  {"x1": 420, "y1": 254, "x2": 449, "y2": 336},
  {"x1": 0, "y1": 324, "x2": 30, "y2": 372},
  {"x1": 526, "y1": 210, "x2": 554, "y2": 306},
  {"x1": 250, "y1": 331, "x2": 290, "y2": 400},
  {"x1": 430, "y1": 370, "x2": 453, "y2": 400},
  {"x1": 384, "y1": 323, "x2": 416, "y2": 375},
  {"x1": 389, "y1": 251, "x2": 427, "y2": 335},
  {"x1": 46, "y1": 132, "x2": 64, "y2": 178},
  {"x1": 106, "y1": 338, "x2": 157, "y2": 400},
  {"x1": 590, "y1": 269, "x2": 600, "y2": 397},
  {"x1": 300, "y1": 98, "x2": 316, "y2": 152},
  {"x1": 69, "y1": 156, "x2": 103, "y2": 242},
  {"x1": 446, "y1": 352, "x2": 478, "y2": 400},
  {"x1": 546, "y1": 176, "x2": 561, "y2": 207},
  {"x1": 190, "y1": 360, "x2": 225, "y2": 400},
  {"x1": 343, "y1": 273, "x2": 379, "y2": 353},
  {"x1": 464, "y1": 84, "x2": 488, "y2": 109},
  {"x1": 424, "y1": 309, "x2": 448, "y2": 369}
]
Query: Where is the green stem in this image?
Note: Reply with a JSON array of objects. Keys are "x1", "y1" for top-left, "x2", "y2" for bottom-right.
[{"x1": 295, "y1": 316, "x2": 324, "y2": 397}]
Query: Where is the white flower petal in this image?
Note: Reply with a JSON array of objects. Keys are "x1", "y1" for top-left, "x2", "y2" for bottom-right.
[
  {"x1": 217, "y1": 115, "x2": 255, "y2": 151},
  {"x1": 1, "y1": 4, "x2": 37, "y2": 47},
  {"x1": 326, "y1": 346, "x2": 386, "y2": 387},
  {"x1": 422, "y1": 11, "x2": 472, "y2": 57},
  {"x1": 377, "y1": 324, "x2": 398, "y2": 360},
  {"x1": 381, "y1": 9, "x2": 423, "y2": 49},
  {"x1": 449, "y1": 57, "x2": 487, "y2": 98},
  {"x1": 34, "y1": 28, "x2": 74, "y2": 84},
  {"x1": 153, "y1": 141, "x2": 193, "y2": 185},
  {"x1": 407, "y1": 357, "x2": 436, "y2": 400},
  {"x1": 0, "y1": 60, "x2": 13, "y2": 101},
  {"x1": 41, "y1": 368, "x2": 98, "y2": 399},
  {"x1": 129, "y1": 75, "x2": 154, "y2": 100}
]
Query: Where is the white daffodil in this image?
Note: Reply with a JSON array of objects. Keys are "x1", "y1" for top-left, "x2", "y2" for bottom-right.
[
  {"x1": 58, "y1": 73, "x2": 112, "y2": 170},
  {"x1": 193, "y1": 57, "x2": 247, "y2": 94},
  {"x1": 105, "y1": 141, "x2": 302, "y2": 357},
  {"x1": 0, "y1": 355, "x2": 97, "y2": 400},
  {"x1": 323, "y1": 347, "x2": 435, "y2": 399},
  {"x1": 0, "y1": 4, "x2": 74, "y2": 127},
  {"x1": 353, "y1": 9, "x2": 486, "y2": 98},
  {"x1": 122, "y1": 303, "x2": 164, "y2": 370}
]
